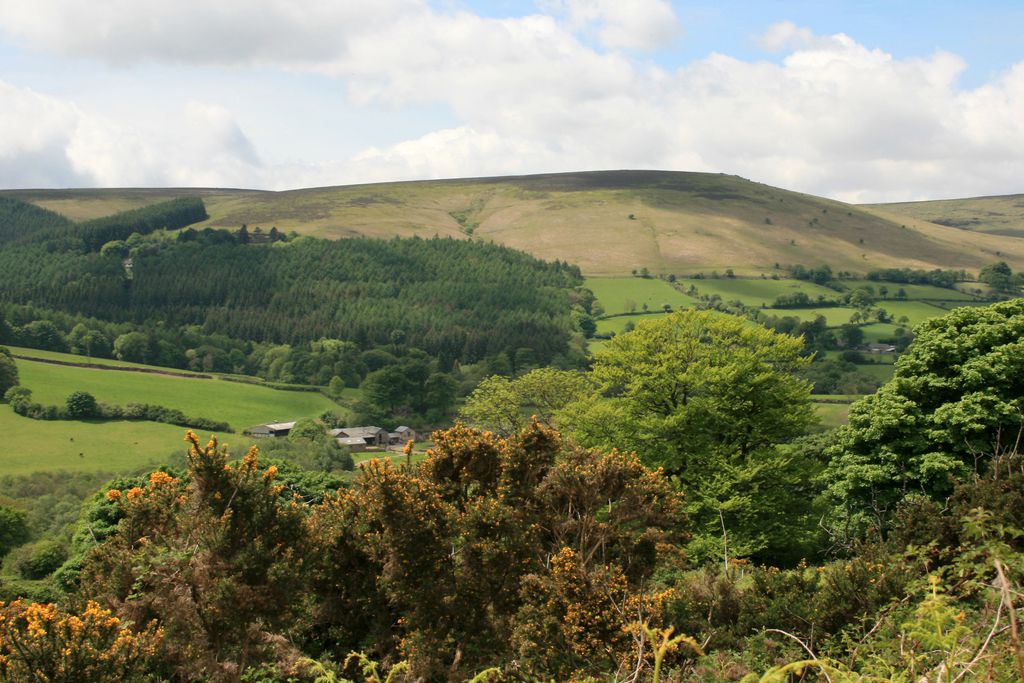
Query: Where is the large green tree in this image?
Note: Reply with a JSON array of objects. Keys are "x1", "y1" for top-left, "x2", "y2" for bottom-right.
[
  {"x1": 568, "y1": 309, "x2": 812, "y2": 475},
  {"x1": 564, "y1": 309, "x2": 816, "y2": 561},
  {"x1": 459, "y1": 367, "x2": 592, "y2": 434},
  {"x1": 824, "y1": 299, "x2": 1024, "y2": 538}
]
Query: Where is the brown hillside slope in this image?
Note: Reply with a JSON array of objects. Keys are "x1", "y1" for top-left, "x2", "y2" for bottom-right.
[
  {"x1": 865, "y1": 194, "x2": 1024, "y2": 238},
  {"x1": 6, "y1": 171, "x2": 1023, "y2": 276}
]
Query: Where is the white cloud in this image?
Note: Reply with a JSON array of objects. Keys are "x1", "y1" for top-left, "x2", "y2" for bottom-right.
[
  {"x1": 0, "y1": 81, "x2": 88, "y2": 187},
  {"x1": 0, "y1": 80, "x2": 266, "y2": 188},
  {"x1": 551, "y1": 0, "x2": 682, "y2": 50},
  {"x1": 755, "y1": 20, "x2": 843, "y2": 52},
  {"x1": 0, "y1": 8, "x2": 1022, "y2": 202},
  {"x1": 0, "y1": 0, "x2": 417, "y2": 65}
]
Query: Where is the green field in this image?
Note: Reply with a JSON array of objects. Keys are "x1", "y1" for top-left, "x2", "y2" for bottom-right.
[
  {"x1": 585, "y1": 277, "x2": 698, "y2": 314},
  {"x1": 14, "y1": 357, "x2": 340, "y2": 432},
  {"x1": 860, "y1": 323, "x2": 903, "y2": 343},
  {"x1": 6, "y1": 346, "x2": 210, "y2": 374},
  {"x1": 680, "y1": 278, "x2": 842, "y2": 307},
  {"x1": 812, "y1": 401, "x2": 852, "y2": 430},
  {"x1": 855, "y1": 363, "x2": 897, "y2": 383},
  {"x1": 869, "y1": 282, "x2": 977, "y2": 301},
  {"x1": 758, "y1": 306, "x2": 860, "y2": 325},
  {"x1": 595, "y1": 313, "x2": 672, "y2": 335},
  {"x1": 0, "y1": 405, "x2": 187, "y2": 475},
  {"x1": 875, "y1": 300, "x2": 949, "y2": 325}
]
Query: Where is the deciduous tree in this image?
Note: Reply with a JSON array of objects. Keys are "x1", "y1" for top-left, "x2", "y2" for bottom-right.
[{"x1": 825, "y1": 299, "x2": 1024, "y2": 538}]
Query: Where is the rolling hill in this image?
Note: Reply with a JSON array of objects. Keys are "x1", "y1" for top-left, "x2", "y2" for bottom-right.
[
  {"x1": 4, "y1": 171, "x2": 1023, "y2": 276},
  {"x1": 865, "y1": 193, "x2": 1024, "y2": 238}
]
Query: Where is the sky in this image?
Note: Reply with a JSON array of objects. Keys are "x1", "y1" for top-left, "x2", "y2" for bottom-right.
[{"x1": 0, "y1": 0, "x2": 1022, "y2": 202}]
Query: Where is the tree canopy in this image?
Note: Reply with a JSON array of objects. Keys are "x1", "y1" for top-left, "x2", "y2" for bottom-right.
[
  {"x1": 824, "y1": 299, "x2": 1024, "y2": 536},
  {"x1": 569, "y1": 309, "x2": 813, "y2": 476}
]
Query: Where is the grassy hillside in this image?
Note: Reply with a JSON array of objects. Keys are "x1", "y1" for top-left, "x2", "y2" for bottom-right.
[
  {"x1": 6, "y1": 171, "x2": 1022, "y2": 276},
  {"x1": 0, "y1": 188, "x2": 246, "y2": 222},
  {"x1": 1, "y1": 349, "x2": 352, "y2": 474},
  {"x1": 866, "y1": 193, "x2": 1024, "y2": 238},
  {"x1": 0, "y1": 405, "x2": 185, "y2": 475},
  {"x1": 583, "y1": 277, "x2": 698, "y2": 313},
  {"x1": 13, "y1": 354, "x2": 340, "y2": 432}
]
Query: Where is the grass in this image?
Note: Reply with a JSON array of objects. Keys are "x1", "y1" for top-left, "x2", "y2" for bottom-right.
[
  {"x1": 820, "y1": 350, "x2": 899, "y2": 364},
  {"x1": 0, "y1": 404, "x2": 187, "y2": 475},
  {"x1": 869, "y1": 282, "x2": 977, "y2": 301},
  {"x1": 596, "y1": 313, "x2": 672, "y2": 335},
  {"x1": 866, "y1": 194, "x2": 1024, "y2": 237},
  {"x1": 860, "y1": 323, "x2": 903, "y2": 344},
  {"x1": 811, "y1": 401, "x2": 851, "y2": 430},
  {"x1": 679, "y1": 278, "x2": 841, "y2": 307},
  {"x1": 855, "y1": 363, "x2": 897, "y2": 382},
  {"x1": 14, "y1": 357, "x2": 340, "y2": 432},
  {"x1": 585, "y1": 277, "x2": 699, "y2": 314},
  {"x1": 7, "y1": 346, "x2": 210, "y2": 374},
  {"x1": 7, "y1": 171, "x2": 1023, "y2": 277},
  {"x1": 876, "y1": 300, "x2": 949, "y2": 326},
  {"x1": 758, "y1": 306, "x2": 860, "y2": 326}
]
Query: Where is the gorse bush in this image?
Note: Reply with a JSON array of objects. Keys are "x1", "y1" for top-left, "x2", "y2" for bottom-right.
[{"x1": 0, "y1": 599, "x2": 163, "y2": 682}]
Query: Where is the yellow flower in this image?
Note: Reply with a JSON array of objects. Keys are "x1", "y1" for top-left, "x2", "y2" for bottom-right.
[{"x1": 148, "y1": 471, "x2": 174, "y2": 486}]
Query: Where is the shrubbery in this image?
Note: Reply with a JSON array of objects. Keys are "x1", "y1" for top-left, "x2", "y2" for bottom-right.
[{"x1": 13, "y1": 539, "x2": 68, "y2": 579}]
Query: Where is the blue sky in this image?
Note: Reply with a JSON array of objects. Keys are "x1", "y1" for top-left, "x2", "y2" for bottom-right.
[{"x1": 0, "y1": 0, "x2": 1021, "y2": 201}]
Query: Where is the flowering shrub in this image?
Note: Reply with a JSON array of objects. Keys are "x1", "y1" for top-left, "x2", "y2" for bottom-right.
[{"x1": 0, "y1": 599, "x2": 162, "y2": 682}]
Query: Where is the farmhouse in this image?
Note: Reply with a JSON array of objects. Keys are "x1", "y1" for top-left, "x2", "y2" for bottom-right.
[
  {"x1": 248, "y1": 421, "x2": 296, "y2": 438},
  {"x1": 388, "y1": 425, "x2": 419, "y2": 445},
  {"x1": 330, "y1": 426, "x2": 388, "y2": 448}
]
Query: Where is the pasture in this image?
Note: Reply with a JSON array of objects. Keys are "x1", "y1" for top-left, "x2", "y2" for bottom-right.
[
  {"x1": 7, "y1": 346, "x2": 209, "y2": 374},
  {"x1": 0, "y1": 405, "x2": 187, "y2": 475},
  {"x1": 869, "y1": 282, "x2": 977, "y2": 301},
  {"x1": 595, "y1": 313, "x2": 671, "y2": 335},
  {"x1": 584, "y1": 277, "x2": 698, "y2": 314},
  {"x1": 679, "y1": 277, "x2": 840, "y2": 307},
  {"x1": 13, "y1": 357, "x2": 340, "y2": 432},
  {"x1": 811, "y1": 401, "x2": 852, "y2": 430},
  {"x1": 757, "y1": 306, "x2": 860, "y2": 325},
  {"x1": 876, "y1": 300, "x2": 948, "y2": 326}
]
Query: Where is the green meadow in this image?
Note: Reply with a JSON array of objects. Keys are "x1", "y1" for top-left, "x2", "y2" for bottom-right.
[
  {"x1": 757, "y1": 306, "x2": 860, "y2": 325},
  {"x1": 811, "y1": 401, "x2": 852, "y2": 430},
  {"x1": 871, "y1": 282, "x2": 976, "y2": 301},
  {"x1": 0, "y1": 405, "x2": 187, "y2": 475},
  {"x1": 15, "y1": 357, "x2": 340, "y2": 432},
  {"x1": 678, "y1": 277, "x2": 840, "y2": 307},
  {"x1": 595, "y1": 313, "x2": 672, "y2": 335},
  {"x1": 584, "y1": 277, "x2": 698, "y2": 314}
]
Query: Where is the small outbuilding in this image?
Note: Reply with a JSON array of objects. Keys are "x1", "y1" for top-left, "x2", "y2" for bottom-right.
[
  {"x1": 248, "y1": 421, "x2": 296, "y2": 438},
  {"x1": 335, "y1": 436, "x2": 370, "y2": 452},
  {"x1": 388, "y1": 426, "x2": 420, "y2": 445}
]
